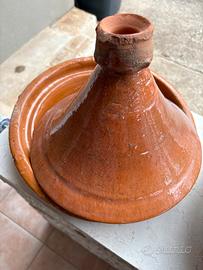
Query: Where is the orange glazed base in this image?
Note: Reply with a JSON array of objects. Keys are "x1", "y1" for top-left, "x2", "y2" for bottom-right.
[{"x1": 9, "y1": 57, "x2": 201, "y2": 223}]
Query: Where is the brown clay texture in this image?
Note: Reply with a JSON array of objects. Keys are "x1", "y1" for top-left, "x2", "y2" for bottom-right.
[{"x1": 10, "y1": 14, "x2": 202, "y2": 223}]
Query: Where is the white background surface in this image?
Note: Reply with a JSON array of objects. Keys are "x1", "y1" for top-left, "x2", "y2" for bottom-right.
[{"x1": 0, "y1": 0, "x2": 74, "y2": 63}]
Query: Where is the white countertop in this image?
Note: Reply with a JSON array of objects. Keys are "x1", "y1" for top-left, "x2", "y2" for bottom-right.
[{"x1": 0, "y1": 112, "x2": 203, "y2": 270}]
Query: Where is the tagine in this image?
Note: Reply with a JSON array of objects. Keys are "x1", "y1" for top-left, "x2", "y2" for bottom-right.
[{"x1": 11, "y1": 13, "x2": 202, "y2": 223}]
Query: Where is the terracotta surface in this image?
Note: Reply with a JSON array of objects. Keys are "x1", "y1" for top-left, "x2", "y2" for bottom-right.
[
  {"x1": 10, "y1": 14, "x2": 202, "y2": 223},
  {"x1": 9, "y1": 58, "x2": 94, "y2": 197},
  {"x1": 0, "y1": 189, "x2": 53, "y2": 242},
  {"x1": 0, "y1": 213, "x2": 42, "y2": 270}
]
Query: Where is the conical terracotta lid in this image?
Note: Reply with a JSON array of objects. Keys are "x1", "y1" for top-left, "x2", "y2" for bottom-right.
[{"x1": 30, "y1": 14, "x2": 202, "y2": 223}]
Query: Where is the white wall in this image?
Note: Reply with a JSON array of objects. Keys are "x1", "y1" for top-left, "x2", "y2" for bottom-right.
[{"x1": 0, "y1": 0, "x2": 74, "y2": 63}]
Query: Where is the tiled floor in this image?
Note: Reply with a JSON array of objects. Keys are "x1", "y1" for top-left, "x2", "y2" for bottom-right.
[{"x1": 0, "y1": 181, "x2": 113, "y2": 270}]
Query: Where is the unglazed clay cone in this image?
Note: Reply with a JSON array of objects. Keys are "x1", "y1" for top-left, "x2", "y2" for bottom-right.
[{"x1": 30, "y1": 14, "x2": 202, "y2": 223}]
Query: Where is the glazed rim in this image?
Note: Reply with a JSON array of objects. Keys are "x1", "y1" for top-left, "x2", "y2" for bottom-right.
[
  {"x1": 97, "y1": 13, "x2": 153, "y2": 40},
  {"x1": 9, "y1": 57, "x2": 195, "y2": 220}
]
